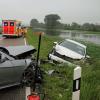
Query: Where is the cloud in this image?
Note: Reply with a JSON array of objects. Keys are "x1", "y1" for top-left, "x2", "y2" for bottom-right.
[{"x1": 0, "y1": 0, "x2": 100, "y2": 24}]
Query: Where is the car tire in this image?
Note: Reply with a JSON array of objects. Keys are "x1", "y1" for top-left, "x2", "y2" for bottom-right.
[{"x1": 21, "y1": 67, "x2": 35, "y2": 87}]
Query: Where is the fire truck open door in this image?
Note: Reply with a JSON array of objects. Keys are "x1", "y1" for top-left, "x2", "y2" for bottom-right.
[
  {"x1": 3, "y1": 22, "x2": 9, "y2": 34},
  {"x1": 9, "y1": 22, "x2": 15, "y2": 34}
]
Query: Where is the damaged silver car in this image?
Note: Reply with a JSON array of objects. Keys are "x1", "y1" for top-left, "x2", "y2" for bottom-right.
[
  {"x1": 0, "y1": 45, "x2": 36, "y2": 89},
  {"x1": 48, "y1": 39, "x2": 88, "y2": 64}
]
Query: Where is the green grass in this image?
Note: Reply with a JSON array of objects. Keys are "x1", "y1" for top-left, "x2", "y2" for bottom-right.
[
  {"x1": 83, "y1": 31, "x2": 100, "y2": 34},
  {"x1": 26, "y1": 29, "x2": 61, "y2": 59},
  {"x1": 0, "y1": 27, "x2": 2, "y2": 34},
  {"x1": 26, "y1": 29, "x2": 100, "y2": 100},
  {"x1": 68, "y1": 30, "x2": 100, "y2": 34},
  {"x1": 60, "y1": 29, "x2": 100, "y2": 34}
]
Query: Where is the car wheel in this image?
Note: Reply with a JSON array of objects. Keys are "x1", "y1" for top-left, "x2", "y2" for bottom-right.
[{"x1": 21, "y1": 67, "x2": 35, "y2": 86}]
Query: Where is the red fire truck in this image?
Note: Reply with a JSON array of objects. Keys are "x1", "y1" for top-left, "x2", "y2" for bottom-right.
[{"x1": 2, "y1": 20, "x2": 24, "y2": 37}]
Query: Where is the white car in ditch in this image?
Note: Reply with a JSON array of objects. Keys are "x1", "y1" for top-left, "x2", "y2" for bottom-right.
[{"x1": 48, "y1": 39, "x2": 88, "y2": 64}]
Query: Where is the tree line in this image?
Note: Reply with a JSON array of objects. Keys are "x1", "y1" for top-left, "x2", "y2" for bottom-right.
[{"x1": 30, "y1": 14, "x2": 100, "y2": 34}]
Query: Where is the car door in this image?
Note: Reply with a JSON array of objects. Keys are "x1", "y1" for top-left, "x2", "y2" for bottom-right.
[
  {"x1": 0, "y1": 52, "x2": 15, "y2": 87},
  {"x1": 9, "y1": 59, "x2": 26, "y2": 83}
]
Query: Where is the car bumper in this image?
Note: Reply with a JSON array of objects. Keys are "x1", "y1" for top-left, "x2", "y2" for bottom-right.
[{"x1": 49, "y1": 53, "x2": 73, "y2": 65}]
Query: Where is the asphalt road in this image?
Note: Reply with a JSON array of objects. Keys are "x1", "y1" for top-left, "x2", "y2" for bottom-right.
[
  {"x1": 0, "y1": 36, "x2": 26, "y2": 46},
  {"x1": 0, "y1": 35, "x2": 28, "y2": 100},
  {"x1": 0, "y1": 86, "x2": 25, "y2": 100}
]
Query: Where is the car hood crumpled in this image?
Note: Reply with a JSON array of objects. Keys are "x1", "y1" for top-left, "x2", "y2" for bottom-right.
[
  {"x1": 55, "y1": 45, "x2": 84, "y2": 59},
  {"x1": 0, "y1": 45, "x2": 36, "y2": 57}
]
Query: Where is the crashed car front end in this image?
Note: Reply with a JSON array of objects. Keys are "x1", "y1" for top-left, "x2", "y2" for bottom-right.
[
  {"x1": 49, "y1": 49, "x2": 75, "y2": 64},
  {"x1": 0, "y1": 45, "x2": 42, "y2": 89},
  {"x1": 48, "y1": 39, "x2": 87, "y2": 64}
]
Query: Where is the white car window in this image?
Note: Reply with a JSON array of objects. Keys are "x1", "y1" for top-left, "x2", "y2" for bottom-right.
[{"x1": 59, "y1": 40, "x2": 85, "y2": 56}]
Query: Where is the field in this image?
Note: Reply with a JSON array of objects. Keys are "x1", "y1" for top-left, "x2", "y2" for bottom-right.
[{"x1": 26, "y1": 29, "x2": 100, "y2": 100}]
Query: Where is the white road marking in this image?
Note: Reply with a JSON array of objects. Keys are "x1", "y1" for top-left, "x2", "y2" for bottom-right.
[
  {"x1": 24, "y1": 38, "x2": 27, "y2": 45},
  {"x1": 25, "y1": 87, "x2": 31, "y2": 100},
  {"x1": 0, "y1": 37, "x2": 5, "y2": 40}
]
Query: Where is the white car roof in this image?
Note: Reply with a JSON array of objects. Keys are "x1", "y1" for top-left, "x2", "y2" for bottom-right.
[{"x1": 65, "y1": 39, "x2": 86, "y2": 48}]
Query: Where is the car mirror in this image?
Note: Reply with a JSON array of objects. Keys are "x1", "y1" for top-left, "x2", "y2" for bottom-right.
[{"x1": 53, "y1": 42, "x2": 58, "y2": 45}]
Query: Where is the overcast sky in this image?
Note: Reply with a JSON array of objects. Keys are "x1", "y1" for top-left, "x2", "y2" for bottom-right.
[{"x1": 0, "y1": 0, "x2": 100, "y2": 25}]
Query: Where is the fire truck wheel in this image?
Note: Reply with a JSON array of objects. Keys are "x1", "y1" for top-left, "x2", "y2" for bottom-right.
[{"x1": 21, "y1": 67, "x2": 35, "y2": 86}]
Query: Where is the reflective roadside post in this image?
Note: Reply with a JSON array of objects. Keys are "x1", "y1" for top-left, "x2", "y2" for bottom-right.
[
  {"x1": 34, "y1": 32, "x2": 44, "y2": 76},
  {"x1": 35, "y1": 32, "x2": 43, "y2": 87},
  {"x1": 33, "y1": 32, "x2": 44, "y2": 65},
  {"x1": 27, "y1": 32, "x2": 44, "y2": 100},
  {"x1": 72, "y1": 66, "x2": 81, "y2": 100},
  {"x1": 36, "y1": 32, "x2": 43, "y2": 65},
  {"x1": 34, "y1": 32, "x2": 44, "y2": 91}
]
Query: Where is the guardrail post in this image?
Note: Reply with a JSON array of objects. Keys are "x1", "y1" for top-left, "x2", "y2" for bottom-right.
[{"x1": 72, "y1": 66, "x2": 81, "y2": 100}]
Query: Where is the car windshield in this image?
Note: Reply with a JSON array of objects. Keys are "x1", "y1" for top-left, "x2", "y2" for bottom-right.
[{"x1": 59, "y1": 40, "x2": 85, "y2": 56}]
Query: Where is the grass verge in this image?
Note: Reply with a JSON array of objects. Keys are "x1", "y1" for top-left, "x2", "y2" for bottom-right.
[{"x1": 26, "y1": 29, "x2": 100, "y2": 100}]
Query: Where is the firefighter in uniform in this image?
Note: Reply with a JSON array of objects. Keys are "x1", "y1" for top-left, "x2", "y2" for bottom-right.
[{"x1": 22, "y1": 27, "x2": 27, "y2": 37}]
